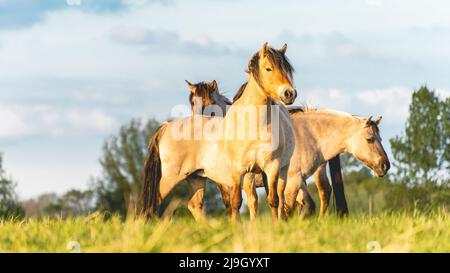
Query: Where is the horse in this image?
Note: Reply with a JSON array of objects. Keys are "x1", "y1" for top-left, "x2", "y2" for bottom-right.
[
  {"x1": 183, "y1": 80, "x2": 230, "y2": 221},
  {"x1": 271, "y1": 107, "x2": 390, "y2": 218},
  {"x1": 140, "y1": 43, "x2": 297, "y2": 221},
  {"x1": 185, "y1": 82, "x2": 390, "y2": 220}
]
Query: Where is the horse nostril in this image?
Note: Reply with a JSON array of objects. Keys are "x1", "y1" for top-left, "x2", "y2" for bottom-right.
[{"x1": 284, "y1": 90, "x2": 292, "y2": 99}]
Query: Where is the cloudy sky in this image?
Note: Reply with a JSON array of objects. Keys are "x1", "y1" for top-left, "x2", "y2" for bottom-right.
[{"x1": 0, "y1": 0, "x2": 449, "y2": 198}]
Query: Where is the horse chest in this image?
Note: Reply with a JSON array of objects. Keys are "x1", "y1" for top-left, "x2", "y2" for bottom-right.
[{"x1": 239, "y1": 145, "x2": 280, "y2": 172}]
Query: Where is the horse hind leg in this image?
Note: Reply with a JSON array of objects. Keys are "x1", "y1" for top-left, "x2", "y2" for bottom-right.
[
  {"x1": 186, "y1": 176, "x2": 206, "y2": 222},
  {"x1": 329, "y1": 155, "x2": 349, "y2": 216},
  {"x1": 157, "y1": 174, "x2": 187, "y2": 217},
  {"x1": 215, "y1": 182, "x2": 231, "y2": 214},
  {"x1": 314, "y1": 164, "x2": 332, "y2": 217}
]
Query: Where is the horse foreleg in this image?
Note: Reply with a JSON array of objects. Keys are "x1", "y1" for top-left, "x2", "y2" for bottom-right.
[
  {"x1": 277, "y1": 166, "x2": 289, "y2": 220},
  {"x1": 187, "y1": 177, "x2": 206, "y2": 222},
  {"x1": 243, "y1": 173, "x2": 258, "y2": 220},
  {"x1": 283, "y1": 172, "x2": 302, "y2": 217},
  {"x1": 295, "y1": 182, "x2": 316, "y2": 219},
  {"x1": 313, "y1": 164, "x2": 332, "y2": 217},
  {"x1": 265, "y1": 161, "x2": 280, "y2": 221},
  {"x1": 230, "y1": 174, "x2": 243, "y2": 222}
]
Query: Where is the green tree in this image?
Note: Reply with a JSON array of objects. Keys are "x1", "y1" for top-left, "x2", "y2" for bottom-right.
[
  {"x1": 0, "y1": 153, "x2": 24, "y2": 218},
  {"x1": 92, "y1": 118, "x2": 160, "y2": 217},
  {"x1": 44, "y1": 189, "x2": 95, "y2": 218},
  {"x1": 385, "y1": 86, "x2": 450, "y2": 212},
  {"x1": 390, "y1": 86, "x2": 449, "y2": 184},
  {"x1": 22, "y1": 193, "x2": 58, "y2": 218},
  {"x1": 340, "y1": 152, "x2": 366, "y2": 175},
  {"x1": 305, "y1": 87, "x2": 449, "y2": 214},
  {"x1": 441, "y1": 97, "x2": 450, "y2": 173}
]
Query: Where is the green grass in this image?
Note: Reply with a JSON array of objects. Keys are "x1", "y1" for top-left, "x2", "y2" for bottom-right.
[{"x1": 0, "y1": 211, "x2": 449, "y2": 253}]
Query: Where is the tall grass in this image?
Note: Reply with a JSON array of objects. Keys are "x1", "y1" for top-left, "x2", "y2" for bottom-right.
[{"x1": 0, "y1": 210, "x2": 448, "y2": 253}]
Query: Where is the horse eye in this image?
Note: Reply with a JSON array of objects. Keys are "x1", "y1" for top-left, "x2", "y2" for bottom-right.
[
  {"x1": 367, "y1": 136, "x2": 375, "y2": 143},
  {"x1": 266, "y1": 68, "x2": 272, "y2": 72}
]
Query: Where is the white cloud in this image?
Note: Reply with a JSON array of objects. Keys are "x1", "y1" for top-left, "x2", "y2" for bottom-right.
[
  {"x1": 366, "y1": 0, "x2": 383, "y2": 7},
  {"x1": 0, "y1": 108, "x2": 31, "y2": 138},
  {"x1": 70, "y1": 91, "x2": 128, "y2": 105},
  {"x1": 436, "y1": 88, "x2": 450, "y2": 99},
  {"x1": 302, "y1": 85, "x2": 449, "y2": 133},
  {"x1": 356, "y1": 86, "x2": 412, "y2": 122},
  {"x1": 302, "y1": 88, "x2": 352, "y2": 111},
  {"x1": 0, "y1": 105, "x2": 118, "y2": 139},
  {"x1": 108, "y1": 25, "x2": 233, "y2": 56},
  {"x1": 67, "y1": 109, "x2": 117, "y2": 131},
  {"x1": 301, "y1": 86, "x2": 413, "y2": 127}
]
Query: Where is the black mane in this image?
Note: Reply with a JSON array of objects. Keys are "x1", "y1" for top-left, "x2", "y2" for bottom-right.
[
  {"x1": 232, "y1": 82, "x2": 248, "y2": 102},
  {"x1": 287, "y1": 106, "x2": 305, "y2": 114}
]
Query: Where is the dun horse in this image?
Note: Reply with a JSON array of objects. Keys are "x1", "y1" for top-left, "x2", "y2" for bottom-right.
[
  {"x1": 186, "y1": 86, "x2": 390, "y2": 219},
  {"x1": 141, "y1": 43, "x2": 297, "y2": 221},
  {"x1": 255, "y1": 107, "x2": 390, "y2": 218}
]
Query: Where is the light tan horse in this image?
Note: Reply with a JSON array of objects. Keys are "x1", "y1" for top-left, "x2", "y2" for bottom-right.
[
  {"x1": 276, "y1": 107, "x2": 389, "y2": 218},
  {"x1": 141, "y1": 43, "x2": 297, "y2": 221},
  {"x1": 233, "y1": 108, "x2": 390, "y2": 219},
  {"x1": 185, "y1": 88, "x2": 390, "y2": 219},
  {"x1": 184, "y1": 80, "x2": 230, "y2": 221}
]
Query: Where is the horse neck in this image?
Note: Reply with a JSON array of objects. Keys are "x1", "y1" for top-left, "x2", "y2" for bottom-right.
[
  {"x1": 297, "y1": 111, "x2": 354, "y2": 161},
  {"x1": 233, "y1": 76, "x2": 270, "y2": 106},
  {"x1": 213, "y1": 93, "x2": 231, "y2": 115}
]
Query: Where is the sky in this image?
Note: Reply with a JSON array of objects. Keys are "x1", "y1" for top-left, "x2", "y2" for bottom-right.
[{"x1": 0, "y1": 0, "x2": 449, "y2": 199}]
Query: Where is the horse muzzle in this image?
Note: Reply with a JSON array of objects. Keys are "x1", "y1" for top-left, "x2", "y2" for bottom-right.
[
  {"x1": 280, "y1": 88, "x2": 297, "y2": 105},
  {"x1": 375, "y1": 161, "x2": 390, "y2": 177}
]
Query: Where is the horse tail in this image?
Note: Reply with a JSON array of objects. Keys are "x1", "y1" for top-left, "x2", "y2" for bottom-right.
[
  {"x1": 141, "y1": 123, "x2": 167, "y2": 219},
  {"x1": 328, "y1": 155, "x2": 349, "y2": 216}
]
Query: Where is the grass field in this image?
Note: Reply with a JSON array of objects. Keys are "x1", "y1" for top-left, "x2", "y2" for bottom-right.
[{"x1": 0, "y1": 211, "x2": 448, "y2": 253}]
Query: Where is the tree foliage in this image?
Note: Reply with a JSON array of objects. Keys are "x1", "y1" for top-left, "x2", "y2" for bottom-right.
[
  {"x1": 92, "y1": 118, "x2": 160, "y2": 217},
  {"x1": 317, "y1": 86, "x2": 450, "y2": 214},
  {"x1": 0, "y1": 154, "x2": 24, "y2": 218},
  {"x1": 390, "y1": 86, "x2": 449, "y2": 184},
  {"x1": 22, "y1": 190, "x2": 95, "y2": 218},
  {"x1": 45, "y1": 189, "x2": 95, "y2": 217}
]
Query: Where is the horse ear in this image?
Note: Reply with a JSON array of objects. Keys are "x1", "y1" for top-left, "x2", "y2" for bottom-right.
[
  {"x1": 259, "y1": 42, "x2": 269, "y2": 56},
  {"x1": 279, "y1": 43, "x2": 287, "y2": 54},
  {"x1": 185, "y1": 80, "x2": 195, "y2": 93},
  {"x1": 365, "y1": 116, "x2": 373, "y2": 126},
  {"x1": 374, "y1": 116, "x2": 382, "y2": 124},
  {"x1": 209, "y1": 80, "x2": 218, "y2": 90}
]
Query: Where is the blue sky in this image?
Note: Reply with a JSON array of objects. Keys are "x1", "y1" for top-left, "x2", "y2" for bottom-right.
[{"x1": 0, "y1": 0, "x2": 449, "y2": 198}]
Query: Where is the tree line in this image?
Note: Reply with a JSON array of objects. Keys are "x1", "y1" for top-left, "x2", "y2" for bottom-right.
[{"x1": 0, "y1": 86, "x2": 448, "y2": 218}]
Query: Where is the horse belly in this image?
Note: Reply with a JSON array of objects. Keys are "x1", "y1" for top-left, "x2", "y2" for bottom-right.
[
  {"x1": 159, "y1": 140, "x2": 197, "y2": 176},
  {"x1": 201, "y1": 144, "x2": 234, "y2": 186}
]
